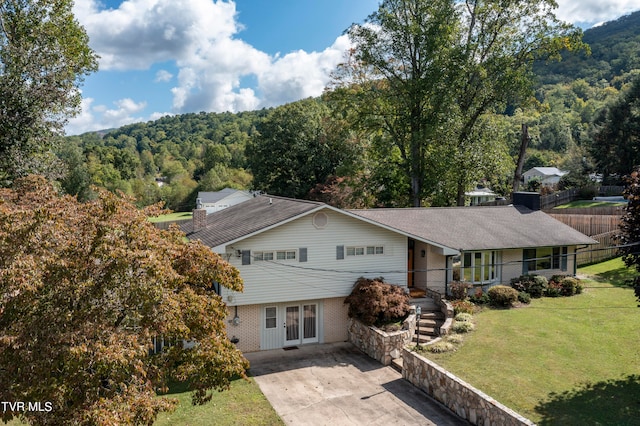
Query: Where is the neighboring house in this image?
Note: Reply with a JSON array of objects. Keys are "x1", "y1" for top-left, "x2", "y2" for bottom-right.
[
  {"x1": 523, "y1": 167, "x2": 568, "y2": 187},
  {"x1": 183, "y1": 193, "x2": 595, "y2": 353},
  {"x1": 465, "y1": 187, "x2": 498, "y2": 206},
  {"x1": 195, "y1": 188, "x2": 254, "y2": 214}
]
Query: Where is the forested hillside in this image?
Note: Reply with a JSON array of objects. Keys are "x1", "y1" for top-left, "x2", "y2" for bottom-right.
[{"x1": 61, "y1": 9, "x2": 640, "y2": 210}]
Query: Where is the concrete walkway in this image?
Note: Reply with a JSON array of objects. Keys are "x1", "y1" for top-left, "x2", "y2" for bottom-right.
[{"x1": 245, "y1": 342, "x2": 468, "y2": 426}]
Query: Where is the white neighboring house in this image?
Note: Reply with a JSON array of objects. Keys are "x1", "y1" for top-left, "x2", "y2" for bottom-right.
[
  {"x1": 465, "y1": 187, "x2": 498, "y2": 206},
  {"x1": 523, "y1": 167, "x2": 568, "y2": 187},
  {"x1": 182, "y1": 194, "x2": 595, "y2": 353},
  {"x1": 195, "y1": 188, "x2": 254, "y2": 214}
]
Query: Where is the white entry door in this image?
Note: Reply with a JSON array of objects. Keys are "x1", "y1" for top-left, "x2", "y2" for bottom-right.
[{"x1": 284, "y1": 303, "x2": 318, "y2": 346}]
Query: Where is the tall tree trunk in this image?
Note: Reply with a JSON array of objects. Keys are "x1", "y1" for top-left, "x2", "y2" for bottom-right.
[{"x1": 513, "y1": 124, "x2": 530, "y2": 193}]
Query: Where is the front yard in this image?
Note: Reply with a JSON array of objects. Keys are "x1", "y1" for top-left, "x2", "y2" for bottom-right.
[{"x1": 424, "y1": 257, "x2": 640, "y2": 425}]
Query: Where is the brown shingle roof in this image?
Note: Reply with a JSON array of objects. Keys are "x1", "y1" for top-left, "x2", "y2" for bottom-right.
[
  {"x1": 349, "y1": 205, "x2": 597, "y2": 251},
  {"x1": 183, "y1": 195, "x2": 324, "y2": 248}
]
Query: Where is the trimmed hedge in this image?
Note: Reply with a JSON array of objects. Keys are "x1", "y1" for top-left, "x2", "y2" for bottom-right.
[{"x1": 488, "y1": 285, "x2": 519, "y2": 307}]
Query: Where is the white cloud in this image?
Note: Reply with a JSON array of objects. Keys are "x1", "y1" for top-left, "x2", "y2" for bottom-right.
[
  {"x1": 555, "y1": 0, "x2": 640, "y2": 25},
  {"x1": 69, "y1": 0, "x2": 640, "y2": 135},
  {"x1": 66, "y1": 97, "x2": 150, "y2": 134},
  {"x1": 154, "y1": 69, "x2": 173, "y2": 83}
]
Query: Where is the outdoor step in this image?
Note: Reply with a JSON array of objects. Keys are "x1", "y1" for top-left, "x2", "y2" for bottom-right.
[
  {"x1": 417, "y1": 319, "x2": 439, "y2": 327},
  {"x1": 416, "y1": 326, "x2": 437, "y2": 336},
  {"x1": 390, "y1": 357, "x2": 403, "y2": 373},
  {"x1": 412, "y1": 334, "x2": 436, "y2": 344},
  {"x1": 419, "y1": 312, "x2": 445, "y2": 320}
]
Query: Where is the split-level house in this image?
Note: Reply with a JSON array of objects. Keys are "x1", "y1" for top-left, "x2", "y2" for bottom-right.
[{"x1": 183, "y1": 193, "x2": 596, "y2": 353}]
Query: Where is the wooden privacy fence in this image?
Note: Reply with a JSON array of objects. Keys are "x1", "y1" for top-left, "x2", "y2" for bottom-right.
[
  {"x1": 577, "y1": 231, "x2": 619, "y2": 266},
  {"x1": 540, "y1": 188, "x2": 578, "y2": 209},
  {"x1": 546, "y1": 213, "x2": 622, "y2": 236}
]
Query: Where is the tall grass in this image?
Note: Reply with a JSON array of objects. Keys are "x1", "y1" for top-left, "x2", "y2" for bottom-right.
[{"x1": 425, "y1": 258, "x2": 640, "y2": 425}]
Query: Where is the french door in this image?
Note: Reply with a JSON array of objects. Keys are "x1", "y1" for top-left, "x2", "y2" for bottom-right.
[{"x1": 285, "y1": 303, "x2": 318, "y2": 345}]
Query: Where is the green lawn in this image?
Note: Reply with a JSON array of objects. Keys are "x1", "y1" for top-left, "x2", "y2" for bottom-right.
[
  {"x1": 425, "y1": 257, "x2": 640, "y2": 425},
  {"x1": 147, "y1": 212, "x2": 192, "y2": 223},
  {"x1": 553, "y1": 200, "x2": 626, "y2": 209},
  {"x1": 154, "y1": 378, "x2": 283, "y2": 426}
]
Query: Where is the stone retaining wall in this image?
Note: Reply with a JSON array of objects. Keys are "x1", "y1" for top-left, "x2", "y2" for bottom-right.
[
  {"x1": 402, "y1": 348, "x2": 535, "y2": 426},
  {"x1": 347, "y1": 316, "x2": 415, "y2": 365}
]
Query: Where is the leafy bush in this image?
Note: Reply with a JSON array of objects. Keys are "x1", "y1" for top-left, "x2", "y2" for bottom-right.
[
  {"x1": 343, "y1": 277, "x2": 411, "y2": 326},
  {"x1": 452, "y1": 320, "x2": 475, "y2": 333},
  {"x1": 426, "y1": 341, "x2": 457, "y2": 353},
  {"x1": 452, "y1": 300, "x2": 475, "y2": 315},
  {"x1": 488, "y1": 285, "x2": 519, "y2": 307},
  {"x1": 548, "y1": 275, "x2": 583, "y2": 296},
  {"x1": 518, "y1": 291, "x2": 532, "y2": 304},
  {"x1": 544, "y1": 281, "x2": 562, "y2": 297},
  {"x1": 449, "y1": 281, "x2": 472, "y2": 300},
  {"x1": 454, "y1": 312, "x2": 473, "y2": 322},
  {"x1": 510, "y1": 274, "x2": 548, "y2": 298},
  {"x1": 445, "y1": 333, "x2": 465, "y2": 344},
  {"x1": 469, "y1": 288, "x2": 490, "y2": 305}
]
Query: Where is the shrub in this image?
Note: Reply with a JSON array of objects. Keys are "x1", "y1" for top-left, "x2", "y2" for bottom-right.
[
  {"x1": 469, "y1": 288, "x2": 490, "y2": 305},
  {"x1": 452, "y1": 300, "x2": 475, "y2": 315},
  {"x1": 548, "y1": 275, "x2": 583, "y2": 297},
  {"x1": 344, "y1": 277, "x2": 411, "y2": 326},
  {"x1": 449, "y1": 281, "x2": 472, "y2": 300},
  {"x1": 560, "y1": 277, "x2": 581, "y2": 296},
  {"x1": 445, "y1": 333, "x2": 465, "y2": 344},
  {"x1": 426, "y1": 341, "x2": 457, "y2": 353},
  {"x1": 454, "y1": 312, "x2": 473, "y2": 322},
  {"x1": 518, "y1": 291, "x2": 531, "y2": 304},
  {"x1": 452, "y1": 320, "x2": 475, "y2": 333},
  {"x1": 488, "y1": 285, "x2": 519, "y2": 307},
  {"x1": 510, "y1": 274, "x2": 548, "y2": 298},
  {"x1": 544, "y1": 281, "x2": 562, "y2": 297}
]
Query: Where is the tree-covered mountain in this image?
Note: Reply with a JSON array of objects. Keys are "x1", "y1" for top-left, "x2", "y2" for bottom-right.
[
  {"x1": 61, "y1": 8, "x2": 640, "y2": 209},
  {"x1": 534, "y1": 10, "x2": 640, "y2": 86}
]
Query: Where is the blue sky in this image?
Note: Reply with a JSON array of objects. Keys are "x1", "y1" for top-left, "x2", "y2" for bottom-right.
[{"x1": 67, "y1": 0, "x2": 640, "y2": 135}]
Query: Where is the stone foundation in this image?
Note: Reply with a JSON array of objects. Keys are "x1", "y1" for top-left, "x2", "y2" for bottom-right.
[{"x1": 402, "y1": 348, "x2": 535, "y2": 426}]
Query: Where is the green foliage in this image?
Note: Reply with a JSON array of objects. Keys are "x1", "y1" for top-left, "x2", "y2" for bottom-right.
[
  {"x1": 343, "y1": 277, "x2": 411, "y2": 326},
  {"x1": 487, "y1": 285, "x2": 519, "y2": 307},
  {"x1": 454, "y1": 312, "x2": 473, "y2": 322},
  {"x1": 247, "y1": 98, "x2": 357, "y2": 199},
  {"x1": 549, "y1": 275, "x2": 582, "y2": 296},
  {"x1": 451, "y1": 320, "x2": 475, "y2": 333},
  {"x1": 329, "y1": 0, "x2": 585, "y2": 206},
  {"x1": 0, "y1": 0, "x2": 98, "y2": 185},
  {"x1": 590, "y1": 77, "x2": 640, "y2": 181},
  {"x1": 469, "y1": 287, "x2": 490, "y2": 305},
  {"x1": 425, "y1": 340, "x2": 457, "y2": 353},
  {"x1": 510, "y1": 274, "x2": 549, "y2": 298},
  {"x1": 518, "y1": 291, "x2": 532, "y2": 304}
]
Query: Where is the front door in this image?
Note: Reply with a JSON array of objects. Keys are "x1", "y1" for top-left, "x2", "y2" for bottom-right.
[{"x1": 284, "y1": 303, "x2": 318, "y2": 346}]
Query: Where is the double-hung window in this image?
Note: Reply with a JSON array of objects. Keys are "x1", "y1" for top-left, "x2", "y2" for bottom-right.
[{"x1": 523, "y1": 247, "x2": 568, "y2": 273}]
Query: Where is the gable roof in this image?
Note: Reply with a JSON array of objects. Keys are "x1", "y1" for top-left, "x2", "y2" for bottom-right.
[
  {"x1": 184, "y1": 195, "x2": 325, "y2": 248},
  {"x1": 197, "y1": 188, "x2": 250, "y2": 204},
  {"x1": 349, "y1": 205, "x2": 596, "y2": 251},
  {"x1": 524, "y1": 167, "x2": 568, "y2": 177}
]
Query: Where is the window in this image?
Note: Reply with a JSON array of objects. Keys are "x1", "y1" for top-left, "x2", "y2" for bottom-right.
[
  {"x1": 457, "y1": 251, "x2": 498, "y2": 284},
  {"x1": 265, "y1": 307, "x2": 277, "y2": 329},
  {"x1": 276, "y1": 250, "x2": 296, "y2": 260},
  {"x1": 523, "y1": 247, "x2": 568, "y2": 273},
  {"x1": 346, "y1": 246, "x2": 384, "y2": 256},
  {"x1": 254, "y1": 250, "x2": 295, "y2": 261},
  {"x1": 254, "y1": 251, "x2": 274, "y2": 261}
]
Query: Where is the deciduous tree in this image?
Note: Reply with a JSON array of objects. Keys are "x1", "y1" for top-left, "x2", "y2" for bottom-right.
[
  {"x1": 0, "y1": 0, "x2": 98, "y2": 184},
  {"x1": 618, "y1": 169, "x2": 640, "y2": 306},
  {"x1": 328, "y1": 0, "x2": 585, "y2": 206},
  {"x1": 0, "y1": 175, "x2": 248, "y2": 425}
]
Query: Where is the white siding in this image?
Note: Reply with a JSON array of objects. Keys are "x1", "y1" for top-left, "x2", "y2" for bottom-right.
[{"x1": 221, "y1": 209, "x2": 407, "y2": 306}]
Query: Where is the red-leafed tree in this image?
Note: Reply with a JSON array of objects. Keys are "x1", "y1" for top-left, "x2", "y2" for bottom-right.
[
  {"x1": 619, "y1": 169, "x2": 640, "y2": 306},
  {"x1": 0, "y1": 175, "x2": 248, "y2": 425}
]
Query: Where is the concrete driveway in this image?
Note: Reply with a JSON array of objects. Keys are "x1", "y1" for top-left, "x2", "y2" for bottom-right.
[{"x1": 245, "y1": 342, "x2": 467, "y2": 426}]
